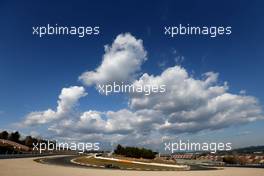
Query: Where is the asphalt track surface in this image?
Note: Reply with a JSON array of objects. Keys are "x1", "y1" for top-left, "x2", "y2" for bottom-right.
[
  {"x1": 1, "y1": 155, "x2": 264, "y2": 176},
  {"x1": 39, "y1": 155, "x2": 214, "y2": 170},
  {"x1": 37, "y1": 155, "x2": 86, "y2": 168}
]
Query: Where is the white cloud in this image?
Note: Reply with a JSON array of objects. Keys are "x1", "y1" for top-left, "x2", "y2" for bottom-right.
[
  {"x1": 30, "y1": 131, "x2": 40, "y2": 138},
  {"x1": 79, "y1": 33, "x2": 147, "y2": 86},
  {"x1": 20, "y1": 33, "x2": 264, "y2": 148},
  {"x1": 239, "y1": 89, "x2": 246, "y2": 94},
  {"x1": 50, "y1": 66, "x2": 263, "y2": 144},
  {"x1": 129, "y1": 66, "x2": 263, "y2": 134},
  {"x1": 75, "y1": 110, "x2": 133, "y2": 134},
  {"x1": 22, "y1": 86, "x2": 87, "y2": 126},
  {"x1": 52, "y1": 109, "x2": 163, "y2": 135}
]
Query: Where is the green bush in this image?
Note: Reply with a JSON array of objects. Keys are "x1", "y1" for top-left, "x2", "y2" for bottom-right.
[{"x1": 114, "y1": 144, "x2": 156, "y2": 159}]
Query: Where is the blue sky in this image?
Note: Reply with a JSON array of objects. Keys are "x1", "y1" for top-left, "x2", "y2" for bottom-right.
[{"x1": 0, "y1": 0, "x2": 264, "y2": 149}]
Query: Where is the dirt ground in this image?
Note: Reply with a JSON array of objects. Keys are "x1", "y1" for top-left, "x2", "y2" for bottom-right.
[{"x1": 0, "y1": 156, "x2": 264, "y2": 176}]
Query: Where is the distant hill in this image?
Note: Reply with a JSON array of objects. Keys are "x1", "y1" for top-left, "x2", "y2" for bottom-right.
[
  {"x1": 216, "y1": 145, "x2": 264, "y2": 155},
  {"x1": 231, "y1": 146, "x2": 264, "y2": 154},
  {"x1": 171, "y1": 145, "x2": 264, "y2": 155}
]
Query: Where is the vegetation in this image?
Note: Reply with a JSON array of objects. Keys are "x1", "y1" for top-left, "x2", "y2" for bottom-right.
[
  {"x1": 1, "y1": 130, "x2": 38, "y2": 147},
  {"x1": 0, "y1": 131, "x2": 8, "y2": 139},
  {"x1": 8, "y1": 131, "x2": 20, "y2": 143},
  {"x1": 114, "y1": 144, "x2": 156, "y2": 159},
  {"x1": 74, "y1": 156, "x2": 185, "y2": 171},
  {"x1": 0, "y1": 130, "x2": 57, "y2": 154},
  {"x1": 232, "y1": 146, "x2": 264, "y2": 154},
  {"x1": 222, "y1": 156, "x2": 249, "y2": 165},
  {"x1": 217, "y1": 145, "x2": 264, "y2": 155}
]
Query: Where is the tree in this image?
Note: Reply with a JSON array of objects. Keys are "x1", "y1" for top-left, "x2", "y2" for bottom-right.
[
  {"x1": 8, "y1": 131, "x2": 20, "y2": 143},
  {"x1": 24, "y1": 136, "x2": 33, "y2": 147},
  {"x1": 223, "y1": 156, "x2": 238, "y2": 164},
  {"x1": 0, "y1": 131, "x2": 9, "y2": 139},
  {"x1": 114, "y1": 144, "x2": 156, "y2": 159},
  {"x1": 114, "y1": 144, "x2": 125, "y2": 155}
]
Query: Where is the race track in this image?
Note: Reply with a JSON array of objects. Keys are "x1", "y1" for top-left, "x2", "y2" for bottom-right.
[{"x1": 0, "y1": 155, "x2": 264, "y2": 176}]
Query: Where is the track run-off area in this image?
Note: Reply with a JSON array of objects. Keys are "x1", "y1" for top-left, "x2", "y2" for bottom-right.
[{"x1": 0, "y1": 155, "x2": 264, "y2": 176}]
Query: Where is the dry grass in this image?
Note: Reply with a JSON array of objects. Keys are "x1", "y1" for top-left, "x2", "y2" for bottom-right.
[
  {"x1": 110, "y1": 155, "x2": 176, "y2": 164},
  {"x1": 74, "y1": 156, "x2": 185, "y2": 171}
]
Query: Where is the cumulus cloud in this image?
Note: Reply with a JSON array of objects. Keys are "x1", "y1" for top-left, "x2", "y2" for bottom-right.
[
  {"x1": 129, "y1": 66, "x2": 263, "y2": 134},
  {"x1": 21, "y1": 33, "x2": 263, "y2": 148},
  {"x1": 22, "y1": 86, "x2": 87, "y2": 126},
  {"x1": 50, "y1": 109, "x2": 163, "y2": 136},
  {"x1": 50, "y1": 66, "x2": 263, "y2": 143},
  {"x1": 79, "y1": 33, "x2": 147, "y2": 86}
]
